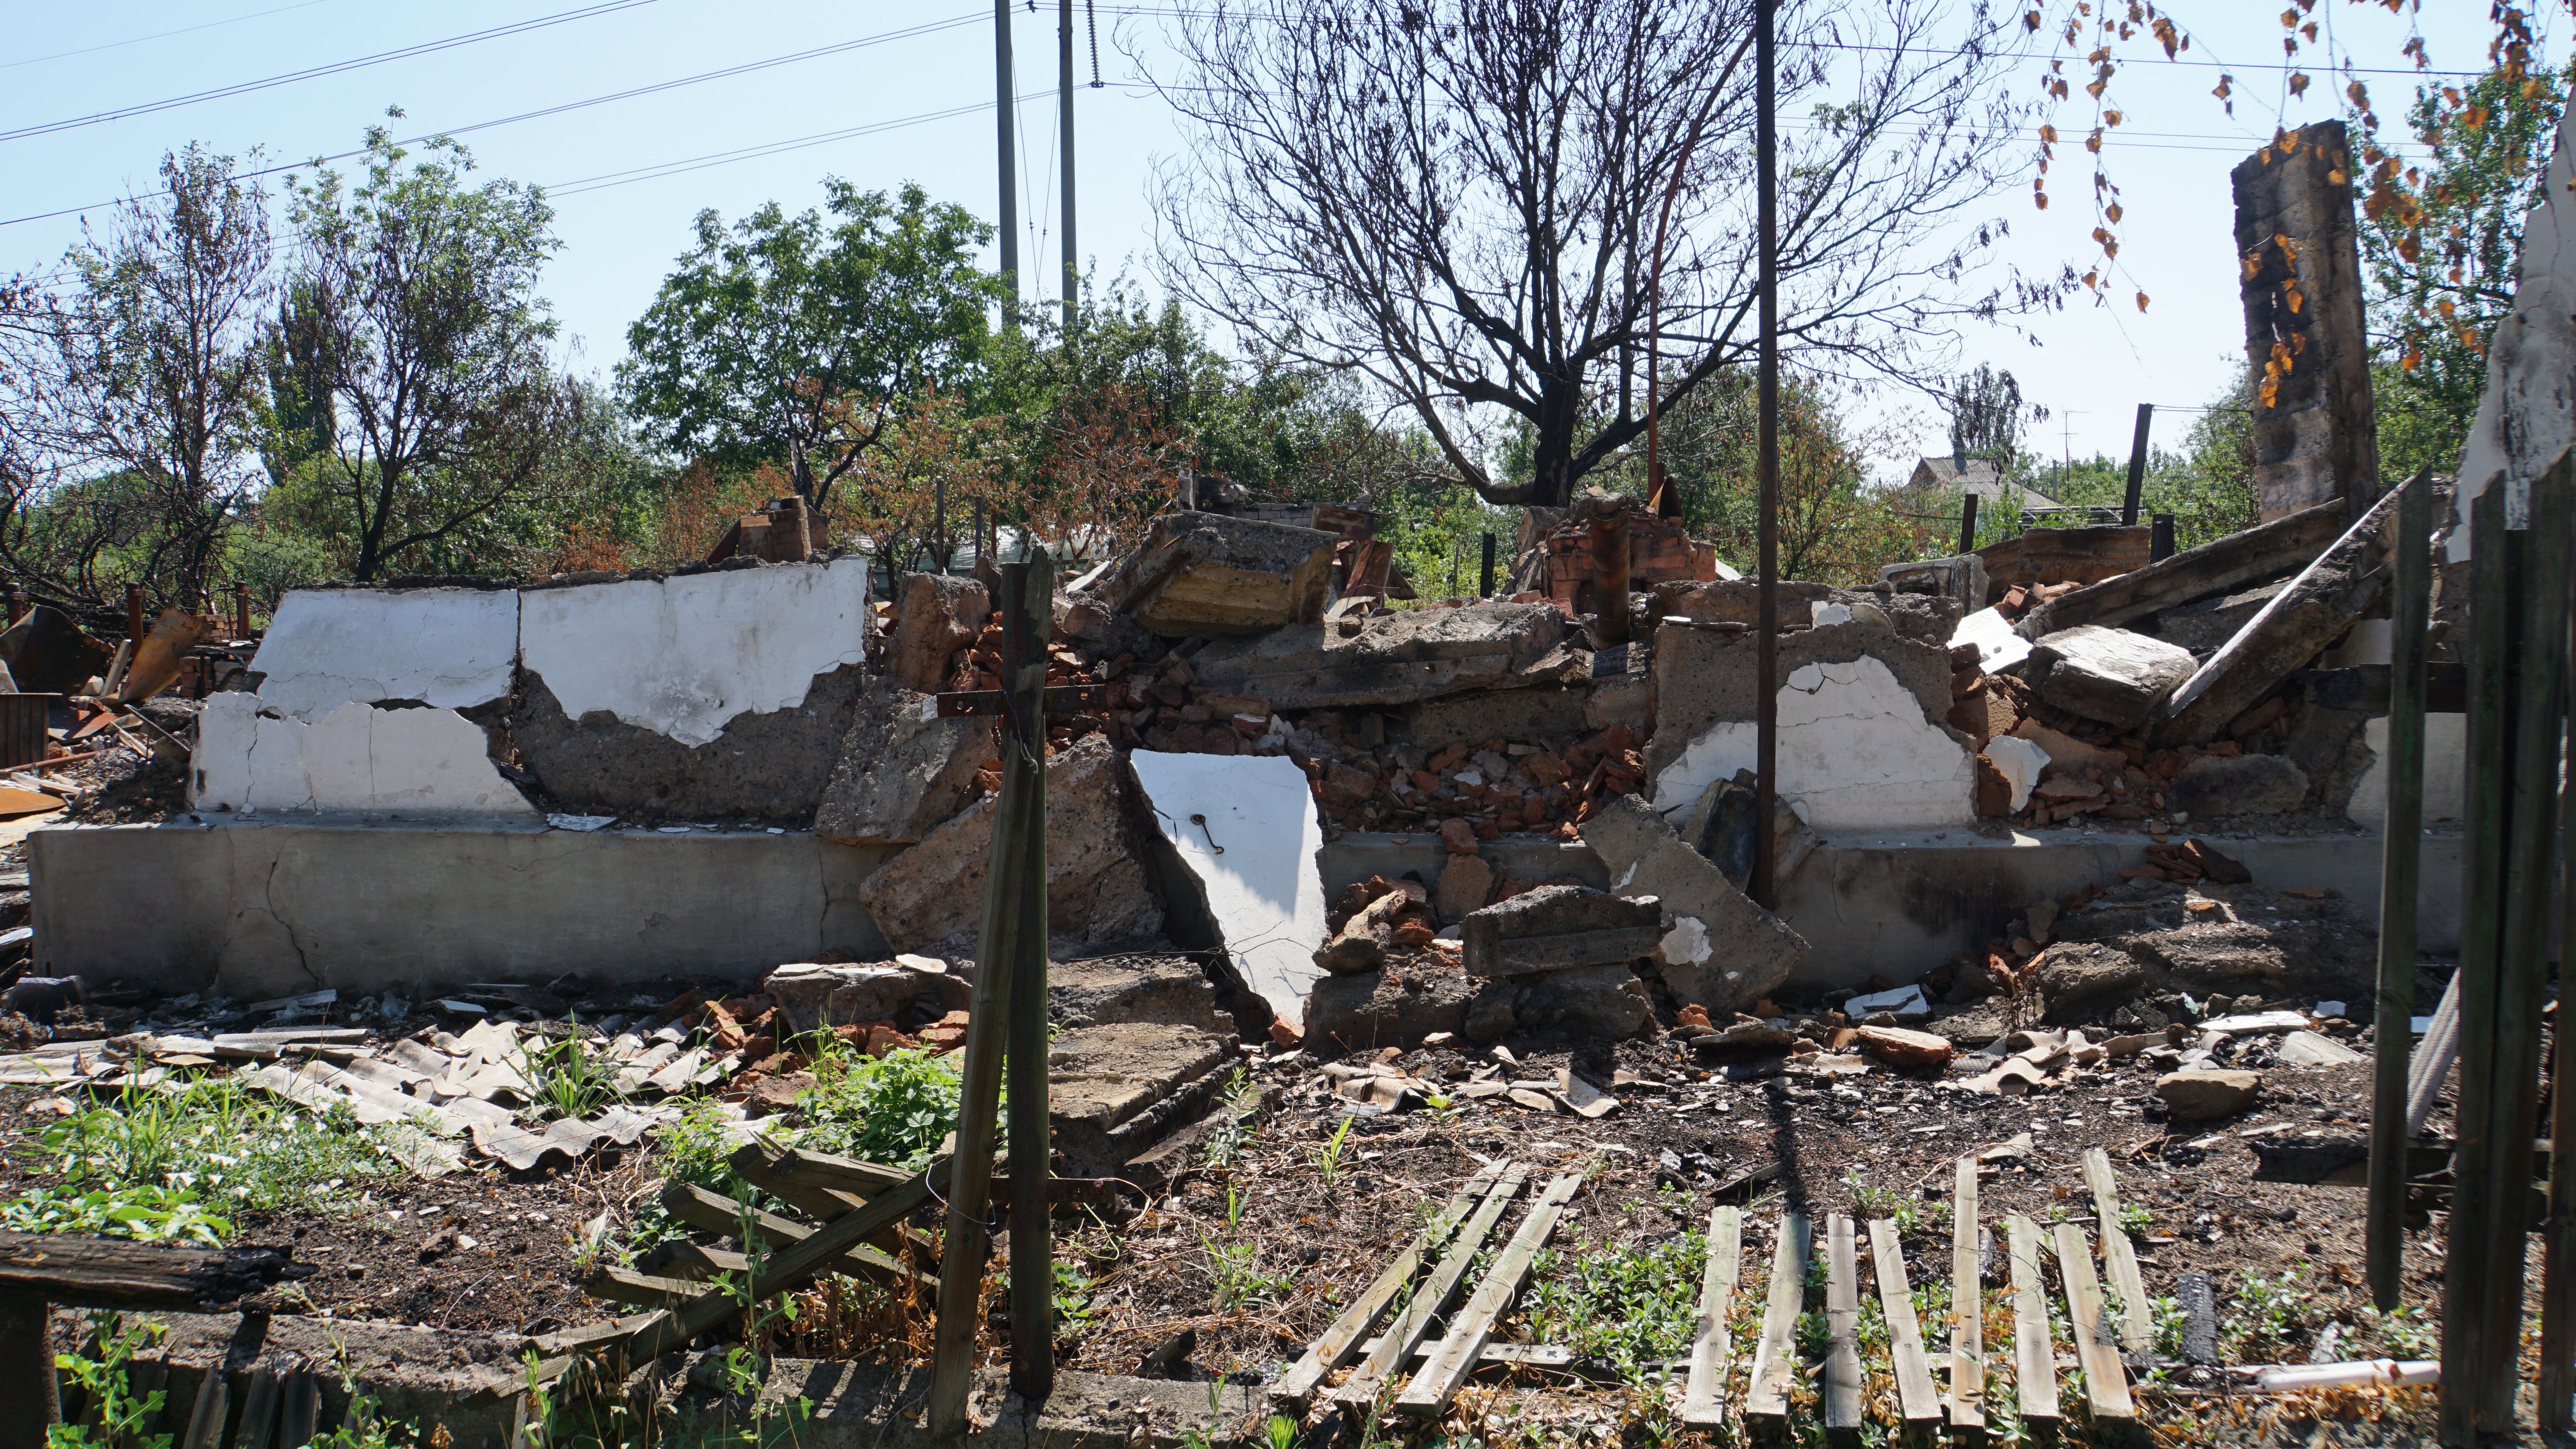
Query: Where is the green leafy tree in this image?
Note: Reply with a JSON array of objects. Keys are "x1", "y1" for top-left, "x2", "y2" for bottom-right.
[
  {"x1": 2361, "y1": 62, "x2": 2570, "y2": 479},
  {"x1": 286, "y1": 116, "x2": 564, "y2": 581},
  {"x1": 619, "y1": 181, "x2": 999, "y2": 509}
]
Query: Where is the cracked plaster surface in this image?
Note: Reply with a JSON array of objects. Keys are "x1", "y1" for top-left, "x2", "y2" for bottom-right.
[
  {"x1": 195, "y1": 694, "x2": 535, "y2": 818},
  {"x1": 249, "y1": 589, "x2": 519, "y2": 720},
  {"x1": 1651, "y1": 655, "x2": 1975, "y2": 832}
]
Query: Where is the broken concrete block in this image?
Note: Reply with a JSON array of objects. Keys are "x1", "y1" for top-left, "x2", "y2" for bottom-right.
[
  {"x1": 2013, "y1": 502, "x2": 2344, "y2": 641},
  {"x1": 1046, "y1": 1022, "x2": 1235, "y2": 1178},
  {"x1": 886, "y1": 573, "x2": 989, "y2": 693},
  {"x1": 1950, "y1": 606, "x2": 2033, "y2": 673},
  {"x1": 1128, "y1": 749, "x2": 1328, "y2": 1027},
  {"x1": 1458, "y1": 885, "x2": 1662, "y2": 979},
  {"x1": 853, "y1": 734, "x2": 1163, "y2": 955},
  {"x1": 513, "y1": 659, "x2": 870, "y2": 824},
  {"x1": 2451, "y1": 107, "x2": 2576, "y2": 563},
  {"x1": 813, "y1": 677, "x2": 995, "y2": 846},
  {"x1": 1048, "y1": 955, "x2": 1227, "y2": 1033},
  {"x1": 2167, "y1": 753, "x2": 2310, "y2": 818},
  {"x1": 1982, "y1": 735, "x2": 2048, "y2": 814},
  {"x1": 1881, "y1": 553, "x2": 1987, "y2": 613},
  {"x1": 2008, "y1": 721, "x2": 2121, "y2": 778},
  {"x1": 2155, "y1": 484, "x2": 2406, "y2": 745},
  {"x1": 1652, "y1": 648, "x2": 1975, "y2": 831},
  {"x1": 1406, "y1": 686, "x2": 1588, "y2": 751},
  {"x1": 2152, "y1": 579, "x2": 2293, "y2": 652},
  {"x1": 1433, "y1": 854, "x2": 1495, "y2": 924},
  {"x1": 762, "y1": 963, "x2": 925, "y2": 1037},
  {"x1": 1315, "y1": 884, "x2": 1427, "y2": 974},
  {"x1": 1088, "y1": 512, "x2": 1336, "y2": 636},
  {"x1": 1845, "y1": 984, "x2": 1933, "y2": 1021},
  {"x1": 1305, "y1": 968, "x2": 1474, "y2": 1052},
  {"x1": 1577, "y1": 794, "x2": 1807, "y2": 1017},
  {"x1": 1854, "y1": 1025, "x2": 1953, "y2": 1069},
  {"x1": 194, "y1": 694, "x2": 536, "y2": 818},
  {"x1": 2156, "y1": 1068, "x2": 2259, "y2": 1122},
  {"x1": 2030, "y1": 625, "x2": 2196, "y2": 731},
  {"x1": 2029, "y1": 943, "x2": 2150, "y2": 1021},
  {"x1": 249, "y1": 586, "x2": 519, "y2": 719},
  {"x1": 1508, "y1": 962, "x2": 1652, "y2": 1039},
  {"x1": 1187, "y1": 602, "x2": 1571, "y2": 709}
]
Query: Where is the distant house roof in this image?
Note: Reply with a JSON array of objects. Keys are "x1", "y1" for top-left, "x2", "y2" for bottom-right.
[{"x1": 1908, "y1": 456, "x2": 2059, "y2": 511}]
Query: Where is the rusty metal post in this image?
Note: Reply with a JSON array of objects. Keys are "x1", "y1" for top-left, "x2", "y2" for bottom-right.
[
  {"x1": 1956, "y1": 493, "x2": 1979, "y2": 557},
  {"x1": 1750, "y1": 0, "x2": 1780, "y2": 911},
  {"x1": 233, "y1": 582, "x2": 252, "y2": 641},
  {"x1": 1479, "y1": 533, "x2": 1497, "y2": 598},
  {"x1": 123, "y1": 584, "x2": 143, "y2": 647},
  {"x1": 1592, "y1": 511, "x2": 1631, "y2": 649}
]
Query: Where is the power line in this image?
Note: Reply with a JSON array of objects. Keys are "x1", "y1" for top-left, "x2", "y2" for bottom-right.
[
  {"x1": 3, "y1": 0, "x2": 346, "y2": 73},
  {"x1": 0, "y1": 0, "x2": 662, "y2": 146}
]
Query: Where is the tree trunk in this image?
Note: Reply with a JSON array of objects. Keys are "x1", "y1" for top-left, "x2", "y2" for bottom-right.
[{"x1": 1527, "y1": 378, "x2": 1584, "y2": 509}]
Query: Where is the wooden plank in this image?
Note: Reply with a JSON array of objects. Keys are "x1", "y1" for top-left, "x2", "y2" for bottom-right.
[
  {"x1": 1677, "y1": 1204, "x2": 1744, "y2": 1428},
  {"x1": 177, "y1": 1364, "x2": 227, "y2": 1449},
  {"x1": 2013, "y1": 499, "x2": 2346, "y2": 640},
  {"x1": 1329, "y1": 1166, "x2": 1529, "y2": 1410},
  {"x1": 1822, "y1": 1215, "x2": 1863, "y2": 1444},
  {"x1": 1742, "y1": 1212, "x2": 1812, "y2": 1428},
  {"x1": 2081, "y1": 1149, "x2": 2154, "y2": 1355},
  {"x1": 1270, "y1": 1163, "x2": 1508, "y2": 1410},
  {"x1": 278, "y1": 1366, "x2": 320, "y2": 1449},
  {"x1": 728, "y1": 1144, "x2": 870, "y2": 1223},
  {"x1": 766, "y1": 1147, "x2": 911, "y2": 1197},
  {"x1": 0, "y1": 1232, "x2": 300, "y2": 1310},
  {"x1": 233, "y1": 1358, "x2": 284, "y2": 1449},
  {"x1": 2004, "y1": 1215, "x2": 2059, "y2": 1426},
  {"x1": 2051, "y1": 1222, "x2": 2136, "y2": 1422},
  {"x1": 1393, "y1": 1172, "x2": 1581, "y2": 1419},
  {"x1": 1868, "y1": 1218, "x2": 1944, "y2": 1440},
  {"x1": 583, "y1": 1265, "x2": 710, "y2": 1312},
  {"x1": 1949, "y1": 1157, "x2": 1985, "y2": 1431},
  {"x1": 2373, "y1": 469, "x2": 2435, "y2": 1318},
  {"x1": 657, "y1": 1181, "x2": 927, "y2": 1290}
]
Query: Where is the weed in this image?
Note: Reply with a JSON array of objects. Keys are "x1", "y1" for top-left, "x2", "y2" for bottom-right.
[
  {"x1": 2150, "y1": 1294, "x2": 2189, "y2": 1359},
  {"x1": 1843, "y1": 1170, "x2": 1917, "y2": 1234},
  {"x1": 3, "y1": 1184, "x2": 230, "y2": 1246},
  {"x1": 1795, "y1": 1309, "x2": 1829, "y2": 1360},
  {"x1": 1266, "y1": 1415, "x2": 1299, "y2": 1449},
  {"x1": 1310, "y1": 1116, "x2": 1357, "y2": 1192},
  {"x1": 2364, "y1": 1303, "x2": 2437, "y2": 1358},
  {"x1": 1053, "y1": 1261, "x2": 1100, "y2": 1340},
  {"x1": 2220, "y1": 1267, "x2": 2306, "y2": 1361},
  {"x1": 1525, "y1": 1230, "x2": 1706, "y2": 1385},
  {"x1": 1200, "y1": 1070, "x2": 1261, "y2": 1171},
  {"x1": 2117, "y1": 1201, "x2": 2153, "y2": 1240},
  {"x1": 515, "y1": 1023, "x2": 628, "y2": 1121},
  {"x1": 1202, "y1": 1232, "x2": 1294, "y2": 1310},
  {"x1": 794, "y1": 1048, "x2": 970, "y2": 1171},
  {"x1": 48, "y1": 1313, "x2": 169, "y2": 1449}
]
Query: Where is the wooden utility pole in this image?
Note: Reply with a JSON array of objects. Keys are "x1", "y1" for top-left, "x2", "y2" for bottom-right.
[
  {"x1": 2120, "y1": 403, "x2": 2154, "y2": 526},
  {"x1": 2365, "y1": 471, "x2": 2430, "y2": 1312},
  {"x1": 1750, "y1": 0, "x2": 1780, "y2": 911},
  {"x1": 994, "y1": 0, "x2": 1020, "y2": 330},
  {"x1": 927, "y1": 549, "x2": 1055, "y2": 1435}
]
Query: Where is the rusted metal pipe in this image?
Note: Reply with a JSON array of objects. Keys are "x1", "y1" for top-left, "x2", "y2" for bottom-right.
[{"x1": 1592, "y1": 511, "x2": 1631, "y2": 649}]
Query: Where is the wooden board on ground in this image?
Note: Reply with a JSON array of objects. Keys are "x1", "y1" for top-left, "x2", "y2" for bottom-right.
[
  {"x1": 2005, "y1": 1215, "x2": 2059, "y2": 1426},
  {"x1": 1394, "y1": 1172, "x2": 1582, "y2": 1419},
  {"x1": 658, "y1": 1180, "x2": 926, "y2": 1290},
  {"x1": 2082, "y1": 1148, "x2": 2154, "y2": 1356},
  {"x1": 1679, "y1": 1204, "x2": 1744, "y2": 1428},
  {"x1": 1822, "y1": 1215, "x2": 1864, "y2": 1443},
  {"x1": 2051, "y1": 1221, "x2": 2137, "y2": 1423},
  {"x1": 1743, "y1": 1211, "x2": 1812, "y2": 1428},
  {"x1": 1949, "y1": 1156, "x2": 1985, "y2": 1432},
  {"x1": 1271, "y1": 1163, "x2": 1508, "y2": 1410},
  {"x1": 1868, "y1": 1217, "x2": 1945, "y2": 1442},
  {"x1": 1330, "y1": 1165, "x2": 1529, "y2": 1410}
]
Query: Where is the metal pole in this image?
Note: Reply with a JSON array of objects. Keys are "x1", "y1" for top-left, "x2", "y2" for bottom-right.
[
  {"x1": 1956, "y1": 492, "x2": 1979, "y2": 558},
  {"x1": 2548, "y1": 458, "x2": 2576, "y2": 1432},
  {"x1": 1750, "y1": 0, "x2": 1779, "y2": 911},
  {"x1": 926, "y1": 552, "x2": 1053, "y2": 1434},
  {"x1": 1592, "y1": 512, "x2": 1631, "y2": 649},
  {"x1": 124, "y1": 583, "x2": 143, "y2": 648},
  {"x1": 1479, "y1": 533, "x2": 1497, "y2": 598},
  {"x1": 232, "y1": 581, "x2": 251, "y2": 640},
  {"x1": 2120, "y1": 403, "x2": 2154, "y2": 527},
  {"x1": 2150, "y1": 512, "x2": 2176, "y2": 562},
  {"x1": 1002, "y1": 552, "x2": 1055, "y2": 1402},
  {"x1": 2367, "y1": 470, "x2": 2432, "y2": 1312},
  {"x1": 1059, "y1": 0, "x2": 1078, "y2": 334},
  {"x1": 994, "y1": 0, "x2": 1020, "y2": 331}
]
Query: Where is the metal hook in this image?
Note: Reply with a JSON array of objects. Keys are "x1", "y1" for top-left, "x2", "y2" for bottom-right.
[{"x1": 1189, "y1": 813, "x2": 1225, "y2": 855}]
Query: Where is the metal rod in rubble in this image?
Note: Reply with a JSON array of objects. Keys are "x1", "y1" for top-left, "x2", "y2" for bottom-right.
[{"x1": 2366, "y1": 470, "x2": 2431, "y2": 1312}]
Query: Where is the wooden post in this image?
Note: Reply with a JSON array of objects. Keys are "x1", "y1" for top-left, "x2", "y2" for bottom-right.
[
  {"x1": 2120, "y1": 403, "x2": 2154, "y2": 527},
  {"x1": 2551, "y1": 476, "x2": 2576, "y2": 1436},
  {"x1": 1478, "y1": 533, "x2": 1496, "y2": 598},
  {"x1": 2369, "y1": 471, "x2": 2433, "y2": 1312},
  {"x1": 2151, "y1": 512, "x2": 2176, "y2": 562},
  {"x1": 233, "y1": 582, "x2": 252, "y2": 642},
  {"x1": 123, "y1": 584, "x2": 143, "y2": 648},
  {"x1": 0, "y1": 1295, "x2": 58, "y2": 1449},
  {"x1": 1592, "y1": 511, "x2": 1630, "y2": 649},
  {"x1": 1001, "y1": 551, "x2": 1054, "y2": 1404},
  {"x1": 1956, "y1": 491, "x2": 1979, "y2": 557},
  {"x1": 927, "y1": 548, "x2": 1054, "y2": 1435}
]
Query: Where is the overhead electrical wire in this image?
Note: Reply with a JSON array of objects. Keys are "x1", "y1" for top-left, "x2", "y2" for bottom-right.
[{"x1": 3, "y1": 0, "x2": 347, "y2": 73}]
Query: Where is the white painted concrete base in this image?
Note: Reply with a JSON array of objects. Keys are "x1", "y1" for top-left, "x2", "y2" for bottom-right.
[
  {"x1": 2347, "y1": 713, "x2": 2469, "y2": 826},
  {"x1": 1653, "y1": 655, "x2": 1976, "y2": 831},
  {"x1": 193, "y1": 696, "x2": 535, "y2": 818}
]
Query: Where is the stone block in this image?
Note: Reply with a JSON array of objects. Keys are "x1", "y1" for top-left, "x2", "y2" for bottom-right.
[
  {"x1": 886, "y1": 573, "x2": 989, "y2": 693},
  {"x1": 1046, "y1": 1022, "x2": 1236, "y2": 1178},
  {"x1": 2153, "y1": 580, "x2": 2289, "y2": 652},
  {"x1": 1406, "y1": 686, "x2": 1589, "y2": 751},
  {"x1": 2156, "y1": 1068, "x2": 2259, "y2": 1122},
  {"x1": 2029, "y1": 942, "x2": 2149, "y2": 1020},
  {"x1": 1090, "y1": 512, "x2": 1337, "y2": 636},
  {"x1": 1305, "y1": 967, "x2": 1475, "y2": 1052},
  {"x1": 813, "y1": 677, "x2": 994, "y2": 845},
  {"x1": 1188, "y1": 603, "x2": 1572, "y2": 710},
  {"x1": 1508, "y1": 962, "x2": 1652, "y2": 1039},
  {"x1": 852, "y1": 734, "x2": 1163, "y2": 954},
  {"x1": 2168, "y1": 753, "x2": 2310, "y2": 818},
  {"x1": 2031, "y1": 625, "x2": 2197, "y2": 730},
  {"x1": 1458, "y1": 884, "x2": 1662, "y2": 979},
  {"x1": 1048, "y1": 954, "x2": 1227, "y2": 1033},
  {"x1": 1433, "y1": 854, "x2": 1495, "y2": 924},
  {"x1": 1577, "y1": 795, "x2": 1806, "y2": 1016},
  {"x1": 763, "y1": 962, "x2": 926, "y2": 1036}
]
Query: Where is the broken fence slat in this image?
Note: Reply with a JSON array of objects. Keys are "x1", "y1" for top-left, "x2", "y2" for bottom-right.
[
  {"x1": 583, "y1": 1265, "x2": 711, "y2": 1312},
  {"x1": 1269, "y1": 1162, "x2": 1509, "y2": 1411},
  {"x1": 1328, "y1": 1165, "x2": 1530, "y2": 1411},
  {"x1": 2081, "y1": 1147, "x2": 2155, "y2": 1356},
  {"x1": 1949, "y1": 1156, "x2": 1984, "y2": 1431},
  {"x1": 1393, "y1": 1172, "x2": 1582, "y2": 1419},
  {"x1": 1743, "y1": 1210, "x2": 1812, "y2": 1427},
  {"x1": 1868, "y1": 1217, "x2": 1945, "y2": 1438},
  {"x1": 769, "y1": 1147, "x2": 912, "y2": 1197},
  {"x1": 2051, "y1": 1221, "x2": 2137, "y2": 1423},
  {"x1": 1677, "y1": 1203, "x2": 1744, "y2": 1428},
  {"x1": 1822, "y1": 1215, "x2": 1864, "y2": 1440},
  {"x1": 2005, "y1": 1215, "x2": 2060, "y2": 1425},
  {"x1": 656, "y1": 1181, "x2": 928, "y2": 1292}
]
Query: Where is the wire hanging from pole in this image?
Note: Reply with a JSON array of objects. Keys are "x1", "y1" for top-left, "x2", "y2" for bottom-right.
[{"x1": 1087, "y1": 0, "x2": 1101, "y2": 85}]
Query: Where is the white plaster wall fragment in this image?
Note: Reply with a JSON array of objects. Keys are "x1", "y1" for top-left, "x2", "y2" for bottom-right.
[
  {"x1": 251, "y1": 588, "x2": 520, "y2": 720},
  {"x1": 1660, "y1": 914, "x2": 1711, "y2": 966},
  {"x1": 192, "y1": 696, "x2": 535, "y2": 818},
  {"x1": 518, "y1": 559, "x2": 874, "y2": 748},
  {"x1": 1983, "y1": 734, "x2": 2050, "y2": 814},
  {"x1": 1651, "y1": 654, "x2": 1976, "y2": 831},
  {"x1": 1128, "y1": 749, "x2": 1329, "y2": 1027},
  {"x1": 2451, "y1": 106, "x2": 2576, "y2": 558},
  {"x1": 2347, "y1": 712, "x2": 2469, "y2": 826}
]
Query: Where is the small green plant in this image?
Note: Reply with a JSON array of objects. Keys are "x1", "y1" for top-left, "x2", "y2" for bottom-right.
[
  {"x1": 2149, "y1": 1294, "x2": 2189, "y2": 1359},
  {"x1": 2220, "y1": 1266, "x2": 2306, "y2": 1361},
  {"x1": 2117, "y1": 1201, "x2": 2153, "y2": 1240},
  {"x1": 1201, "y1": 1070, "x2": 1261, "y2": 1171},
  {"x1": 1265, "y1": 1414, "x2": 1299, "y2": 1449},
  {"x1": 48, "y1": 1313, "x2": 170, "y2": 1449},
  {"x1": 4, "y1": 1184, "x2": 231, "y2": 1246},
  {"x1": 2365, "y1": 1303, "x2": 2437, "y2": 1358},
  {"x1": 1203, "y1": 1232, "x2": 1294, "y2": 1310},
  {"x1": 515, "y1": 1022, "x2": 629, "y2": 1121},
  {"x1": 1053, "y1": 1261, "x2": 1099, "y2": 1340},
  {"x1": 795, "y1": 1047, "x2": 971, "y2": 1171},
  {"x1": 1843, "y1": 1170, "x2": 1917, "y2": 1234},
  {"x1": 1310, "y1": 1116, "x2": 1357, "y2": 1192},
  {"x1": 1527, "y1": 1228, "x2": 1708, "y2": 1386},
  {"x1": 1422, "y1": 1091, "x2": 1464, "y2": 1126}
]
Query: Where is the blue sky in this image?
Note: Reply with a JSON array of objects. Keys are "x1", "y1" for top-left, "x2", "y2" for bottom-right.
[{"x1": 0, "y1": 1, "x2": 2521, "y2": 477}]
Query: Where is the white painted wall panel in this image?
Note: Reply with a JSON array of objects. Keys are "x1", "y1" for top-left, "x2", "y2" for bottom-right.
[{"x1": 251, "y1": 588, "x2": 520, "y2": 719}]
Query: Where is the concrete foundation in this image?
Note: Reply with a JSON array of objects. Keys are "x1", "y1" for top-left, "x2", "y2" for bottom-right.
[{"x1": 32, "y1": 818, "x2": 2460, "y2": 997}]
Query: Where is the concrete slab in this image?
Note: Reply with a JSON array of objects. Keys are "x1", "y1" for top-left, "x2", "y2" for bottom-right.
[
  {"x1": 1129, "y1": 750, "x2": 1327, "y2": 1027},
  {"x1": 194, "y1": 696, "x2": 537, "y2": 819},
  {"x1": 29, "y1": 820, "x2": 896, "y2": 998},
  {"x1": 1045, "y1": 1022, "x2": 1235, "y2": 1177},
  {"x1": 249, "y1": 586, "x2": 519, "y2": 719}
]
